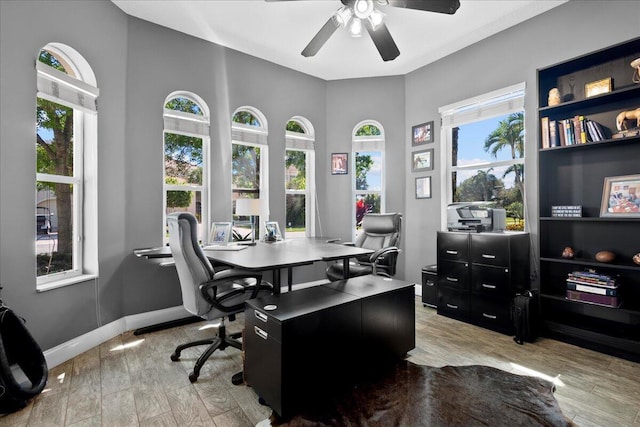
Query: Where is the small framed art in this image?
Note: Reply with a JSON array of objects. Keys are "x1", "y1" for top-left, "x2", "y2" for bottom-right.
[
  {"x1": 331, "y1": 153, "x2": 348, "y2": 175},
  {"x1": 412, "y1": 121, "x2": 434, "y2": 146},
  {"x1": 264, "y1": 221, "x2": 283, "y2": 242},
  {"x1": 209, "y1": 222, "x2": 232, "y2": 245},
  {"x1": 415, "y1": 176, "x2": 432, "y2": 199},
  {"x1": 600, "y1": 174, "x2": 640, "y2": 217},
  {"x1": 585, "y1": 77, "x2": 612, "y2": 98},
  {"x1": 412, "y1": 148, "x2": 434, "y2": 172}
]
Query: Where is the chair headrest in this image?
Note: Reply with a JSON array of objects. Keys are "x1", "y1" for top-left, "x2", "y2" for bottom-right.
[{"x1": 362, "y1": 213, "x2": 401, "y2": 234}]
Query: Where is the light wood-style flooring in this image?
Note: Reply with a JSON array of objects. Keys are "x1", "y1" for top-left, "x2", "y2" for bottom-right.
[{"x1": 2, "y1": 297, "x2": 639, "y2": 426}]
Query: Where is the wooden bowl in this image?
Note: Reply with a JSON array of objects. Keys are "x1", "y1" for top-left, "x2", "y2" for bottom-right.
[{"x1": 595, "y1": 251, "x2": 615, "y2": 263}]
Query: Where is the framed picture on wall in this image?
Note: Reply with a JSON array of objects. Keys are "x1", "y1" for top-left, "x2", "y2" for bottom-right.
[
  {"x1": 415, "y1": 176, "x2": 432, "y2": 199},
  {"x1": 412, "y1": 121, "x2": 434, "y2": 146},
  {"x1": 331, "y1": 153, "x2": 348, "y2": 175},
  {"x1": 412, "y1": 148, "x2": 434, "y2": 172},
  {"x1": 209, "y1": 222, "x2": 232, "y2": 245}
]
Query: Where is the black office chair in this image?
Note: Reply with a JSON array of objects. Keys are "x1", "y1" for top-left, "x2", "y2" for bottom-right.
[
  {"x1": 326, "y1": 212, "x2": 402, "y2": 282},
  {"x1": 167, "y1": 212, "x2": 273, "y2": 383}
]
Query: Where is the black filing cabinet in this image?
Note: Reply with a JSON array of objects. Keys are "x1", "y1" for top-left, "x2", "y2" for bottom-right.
[
  {"x1": 244, "y1": 276, "x2": 416, "y2": 418},
  {"x1": 437, "y1": 231, "x2": 530, "y2": 334},
  {"x1": 421, "y1": 264, "x2": 438, "y2": 308}
]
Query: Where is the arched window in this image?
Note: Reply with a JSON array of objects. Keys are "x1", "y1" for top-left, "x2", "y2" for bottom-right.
[
  {"x1": 36, "y1": 43, "x2": 99, "y2": 289},
  {"x1": 163, "y1": 92, "x2": 210, "y2": 243},
  {"x1": 352, "y1": 120, "x2": 385, "y2": 239},
  {"x1": 285, "y1": 117, "x2": 316, "y2": 238},
  {"x1": 231, "y1": 107, "x2": 269, "y2": 241}
]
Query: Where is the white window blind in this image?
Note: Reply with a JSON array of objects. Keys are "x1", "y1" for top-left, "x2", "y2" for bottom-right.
[
  {"x1": 285, "y1": 132, "x2": 314, "y2": 150},
  {"x1": 163, "y1": 108, "x2": 209, "y2": 137},
  {"x1": 440, "y1": 82, "x2": 525, "y2": 128},
  {"x1": 232, "y1": 122, "x2": 268, "y2": 145},
  {"x1": 36, "y1": 61, "x2": 99, "y2": 113}
]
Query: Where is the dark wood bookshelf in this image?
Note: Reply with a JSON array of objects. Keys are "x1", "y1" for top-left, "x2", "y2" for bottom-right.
[{"x1": 537, "y1": 37, "x2": 640, "y2": 361}]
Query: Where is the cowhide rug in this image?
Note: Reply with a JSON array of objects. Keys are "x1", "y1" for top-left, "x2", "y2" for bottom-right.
[{"x1": 264, "y1": 360, "x2": 575, "y2": 427}]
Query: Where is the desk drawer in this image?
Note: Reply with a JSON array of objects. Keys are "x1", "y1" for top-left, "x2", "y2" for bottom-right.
[
  {"x1": 470, "y1": 234, "x2": 509, "y2": 266},
  {"x1": 471, "y1": 264, "x2": 510, "y2": 296},
  {"x1": 437, "y1": 287, "x2": 469, "y2": 318},
  {"x1": 245, "y1": 307, "x2": 282, "y2": 342},
  {"x1": 437, "y1": 232, "x2": 469, "y2": 262},
  {"x1": 470, "y1": 296, "x2": 512, "y2": 332}
]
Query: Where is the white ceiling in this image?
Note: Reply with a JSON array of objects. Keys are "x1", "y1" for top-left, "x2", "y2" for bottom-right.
[{"x1": 111, "y1": 0, "x2": 567, "y2": 81}]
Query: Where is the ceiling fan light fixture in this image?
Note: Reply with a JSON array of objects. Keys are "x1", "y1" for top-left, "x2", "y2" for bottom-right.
[
  {"x1": 348, "y1": 17, "x2": 363, "y2": 37},
  {"x1": 333, "y1": 6, "x2": 353, "y2": 26},
  {"x1": 353, "y1": 0, "x2": 374, "y2": 19},
  {"x1": 367, "y1": 9, "x2": 385, "y2": 30}
]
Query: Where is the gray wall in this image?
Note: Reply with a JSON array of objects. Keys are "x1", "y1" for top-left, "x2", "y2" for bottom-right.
[
  {"x1": 402, "y1": 0, "x2": 640, "y2": 286},
  {"x1": 1, "y1": 0, "x2": 638, "y2": 352}
]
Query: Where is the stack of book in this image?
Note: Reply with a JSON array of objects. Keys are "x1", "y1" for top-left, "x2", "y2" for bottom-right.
[
  {"x1": 566, "y1": 270, "x2": 621, "y2": 307},
  {"x1": 540, "y1": 115, "x2": 608, "y2": 148}
]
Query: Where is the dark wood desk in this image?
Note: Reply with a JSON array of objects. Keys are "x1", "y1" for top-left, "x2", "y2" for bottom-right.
[
  {"x1": 135, "y1": 238, "x2": 374, "y2": 293},
  {"x1": 243, "y1": 275, "x2": 416, "y2": 417}
]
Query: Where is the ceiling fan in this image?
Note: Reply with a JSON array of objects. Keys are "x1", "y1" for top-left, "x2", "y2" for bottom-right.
[{"x1": 267, "y1": 0, "x2": 461, "y2": 61}]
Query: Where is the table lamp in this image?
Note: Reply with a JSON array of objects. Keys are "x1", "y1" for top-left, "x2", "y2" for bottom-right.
[{"x1": 235, "y1": 198, "x2": 261, "y2": 245}]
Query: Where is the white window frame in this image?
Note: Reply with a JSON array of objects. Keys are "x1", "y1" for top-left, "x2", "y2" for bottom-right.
[
  {"x1": 352, "y1": 120, "x2": 386, "y2": 240},
  {"x1": 439, "y1": 82, "x2": 526, "y2": 231},
  {"x1": 285, "y1": 116, "x2": 316, "y2": 238},
  {"x1": 163, "y1": 92, "x2": 210, "y2": 244},
  {"x1": 231, "y1": 107, "x2": 269, "y2": 240},
  {"x1": 36, "y1": 43, "x2": 99, "y2": 291}
]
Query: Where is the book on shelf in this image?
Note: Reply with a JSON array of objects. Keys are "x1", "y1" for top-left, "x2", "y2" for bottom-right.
[
  {"x1": 566, "y1": 281, "x2": 619, "y2": 296},
  {"x1": 566, "y1": 290, "x2": 620, "y2": 307},
  {"x1": 541, "y1": 117, "x2": 550, "y2": 148},
  {"x1": 549, "y1": 120, "x2": 558, "y2": 147},
  {"x1": 567, "y1": 271, "x2": 617, "y2": 288}
]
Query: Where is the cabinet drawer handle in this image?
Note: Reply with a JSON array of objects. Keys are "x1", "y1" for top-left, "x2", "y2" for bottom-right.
[
  {"x1": 254, "y1": 326, "x2": 268, "y2": 340},
  {"x1": 481, "y1": 254, "x2": 496, "y2": 259},
  {"x1": 481, "y1": 283, "x2": 496, "y2": 289},
  {"x1": 425, "y1": 281, "x2": 435, "y2": 287},
  {"x1": 482, "y1": 313, "x2": 497, "y2": 320},
  {"x1": 446, "y1": 303, "x2": 458, "y2": 309},
  {"x1": 254, "y1": 310, "x2": 268, "y2": 323},
  {"x1": 446, "y1": 250, "x2": 458, "y2": 255},
  {"x1": 445, "y1": 276, "x2": 458, "y2": 282}
]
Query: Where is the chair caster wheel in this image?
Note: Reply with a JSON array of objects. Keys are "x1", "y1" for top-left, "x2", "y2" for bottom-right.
[
  {"x1": 170, "y1": 352, "x2": 180, "y2": 362},
  {"x1": 188, "y1": 372, "x2": 198, "y2": 383},
  {"x1": 231, "y1": 371, "x2": 243, "y2": 385}
]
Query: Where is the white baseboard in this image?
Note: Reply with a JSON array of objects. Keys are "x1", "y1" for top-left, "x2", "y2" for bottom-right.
[{"x1": 43, "y1": 305, "x2": 190, "y2": 368}]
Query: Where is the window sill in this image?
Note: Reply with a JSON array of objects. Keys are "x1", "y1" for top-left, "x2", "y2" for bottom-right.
[{"x1": 37, "y1": 274, "x2": 97, "y2": 293}]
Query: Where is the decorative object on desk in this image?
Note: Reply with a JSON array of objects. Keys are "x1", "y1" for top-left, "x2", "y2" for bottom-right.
[
  {"x1": 264, "y1": 221, "x2": 282, "y2": 242},
  {"x1": 600, "y1": 174, "x2": 640, "y2": 217},
  {"x1": 235, "y1": 198, "x2": 261, "y2": 245},
  {"x1": 411, "y1": 148, "x2": 434, "y2": 172},
  {"x1": 209, "y1": 222, "x2": 232, "y2": 246},
  {"x1": 411, "y1": 121, "x2": 434, "y2": 146},
  {"x1": 551, "y1": 205, "x2": 582, "y2": 217},
  {"x1": 595, "y1": 250, "x2": 616, "y2": 263},
  {"x1": 267, "y1": 361, "x2": 574, "y2": 427},
  {"x1": 585, "y1": 77, "x2": 612, "y2": 98},
  {"x1": 331, "y1": 153, "x2": 348, "y2": 175},
  {"x1": 561, "y1": 247, "x2": 575, "y2": 259},
  {"x1": 633, "y1": 252, "x2": 640, "y2": 265},
  {"x1": 415, "y1": 176, "x2": 432, "y2": 199},
  {"x1": 615, "y1": 108, "x2": 640, "y2": 131},
  {"x1": 631, "y1": 57, "x2": 640, "y2": 84},
  {"x1": 548, "y1": 87, "x2": 561, "y2": 106}
]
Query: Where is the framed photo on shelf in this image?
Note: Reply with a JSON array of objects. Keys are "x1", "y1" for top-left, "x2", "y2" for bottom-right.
[
  {"x1": 600, "y1": 174, "x2": 640, "y2": 217},
  {"x1": 209, "y1": 222, "x2": 232, "y2": 245},
  {"x1": 585, "y1": 77, "x2": 612, "y2": 98},
  {"x1": 412, "y1": 148, "x2": 434, "y2": 172},
  {"x1": 415, "y1": 176, "x2": 432, "y2": 199},
  {"x1": 264, "y1": 221, "x2": 282, "y2": 241},
  {"x1": 331, "y1": 153, "x2": 348, "y2": 175},
  {"x1": 412, "y1": 121, "x2": 434, "y2": 146}
]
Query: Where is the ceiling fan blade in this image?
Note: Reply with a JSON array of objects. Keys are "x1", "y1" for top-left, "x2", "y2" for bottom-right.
[
  {"x1": 387, "y1": 0, "x2": 460, "y2": 15},
  {"x1": 301, "y1": 16, "x2": 340, "y2": 57},
  {"x1": 364, "y1": 20, "x2": 400, "y2": 62}
]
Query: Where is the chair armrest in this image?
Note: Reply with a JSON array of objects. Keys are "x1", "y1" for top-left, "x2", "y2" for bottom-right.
[
  {"x1": 325, "y1": 238, "x2": 341, "y2": 244},
  {"x1": 200, "y1": 269, "x2": 268, "y2": 312},
  {"x1": 369, "y1": 246, "x2": 399, "y2": 264},
  {"x1": 342, "y1": 241, "x2": 356, "y2": 247}
]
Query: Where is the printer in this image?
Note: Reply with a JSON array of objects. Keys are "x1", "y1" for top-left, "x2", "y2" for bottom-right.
[{"x1": 447, "y1": 202, "x2": 506, "y2": 232}]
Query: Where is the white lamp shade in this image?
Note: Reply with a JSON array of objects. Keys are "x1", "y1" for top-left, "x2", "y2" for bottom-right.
[{"x1": 235, "y1": 198, "x2": 261, "y2": 216}]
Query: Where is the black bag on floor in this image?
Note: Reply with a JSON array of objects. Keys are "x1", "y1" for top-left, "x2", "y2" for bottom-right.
[
  {"x1": 0, "y1": 295, "x2": 48, "y2": 414},
  {"x1": 512, "y1": 290, "x2": 538, "y2": 345}
]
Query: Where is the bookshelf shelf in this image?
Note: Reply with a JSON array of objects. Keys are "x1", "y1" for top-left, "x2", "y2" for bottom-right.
[{"x1": 537, "y1": 37, "x2": 640, "y2": 362}]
